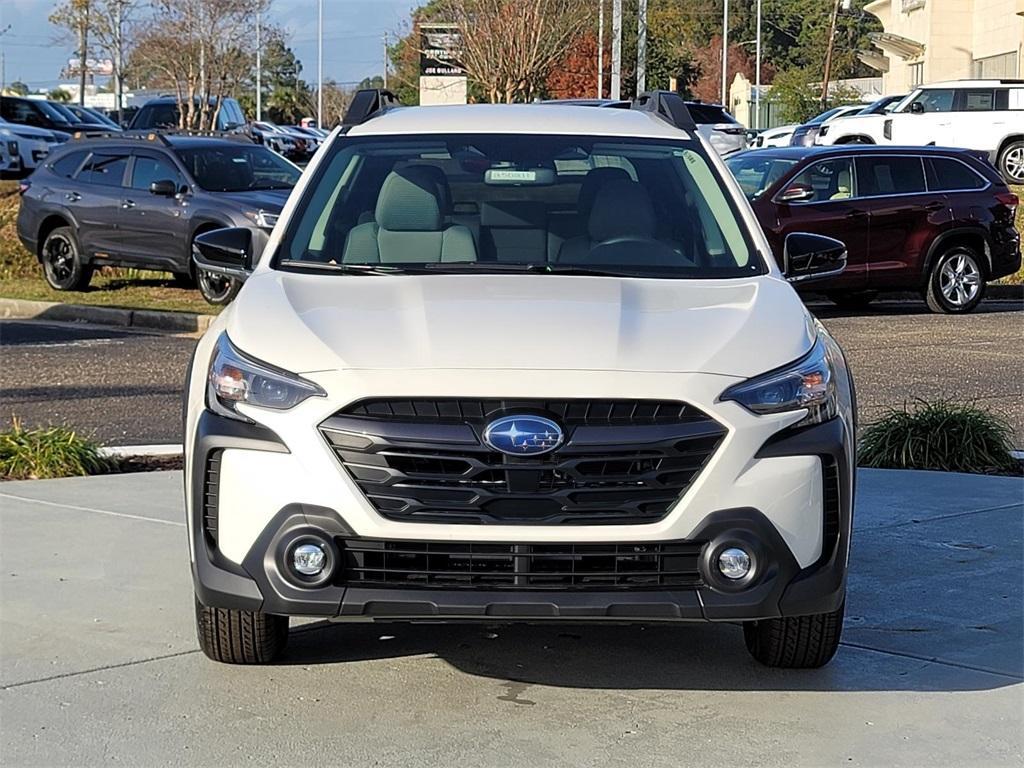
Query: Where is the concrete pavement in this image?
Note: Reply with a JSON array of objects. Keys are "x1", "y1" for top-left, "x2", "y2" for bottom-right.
[{"x1": 0, "y1": 468, "x2": 1021, "y2": 766}]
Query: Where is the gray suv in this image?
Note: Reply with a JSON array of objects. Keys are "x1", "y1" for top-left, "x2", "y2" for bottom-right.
[{"x1": 16, "y1": 133, "x2": 300, "y2": 304}]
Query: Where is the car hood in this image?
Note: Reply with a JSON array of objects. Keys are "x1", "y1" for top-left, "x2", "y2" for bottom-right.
[
  {"x1": 225, "y1": 272, "x2": 815, "y2": 378},
  {"x1": 213, "y1": 189, "x2": 291, "y2": 211},
  {"x1": 1, "y1": 122, "x2": 56, "y2": 141}
]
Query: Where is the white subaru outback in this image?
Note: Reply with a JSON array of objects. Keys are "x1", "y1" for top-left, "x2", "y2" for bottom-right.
[{"x1": 185, "y1": 90, "x2": 856, "y2": 668}]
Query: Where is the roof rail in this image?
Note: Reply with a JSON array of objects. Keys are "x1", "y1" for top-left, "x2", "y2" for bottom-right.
[
  {"x1": 631, "y1": 90, "x2": 696, "y2": 131},
  {"x1": 342, "y1": 88, "x2": 400, "y2": 128},
  {"x1": 71, "y1": 130, "x2": 170, "y2": 144}
]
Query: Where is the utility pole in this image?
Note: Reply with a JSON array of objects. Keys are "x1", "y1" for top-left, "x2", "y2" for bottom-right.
[
  {"x1": 821, "y1": 0, "x2": 842, "y2": 111},
  {"x1": 720, "y1": 0, "x2": 728, "y2": 107},
  {"x1": 596, "y1": 0, "x2": 603, "y2": 98},
  {"x1": 75, "y1": 0, "x2": 90, "y2": 106},
  {"x1": 636, "y1": 0, "x2": 647, "y2": 93},
  {"x1": 113, "y1": 0, "x2": 124, "y2": 126},
  {"x1": 255, "y1": 6, "x2": 262, "y2": 121},
  {"x1": 317, "y1": 0, "x2": 323, "y2": 128},
  {"x1": 754, "y1": 0, "x2": 761, "y2": 128},
  {"x1": 383, "y1": 32, "x2": 388, "y2": 89},
  {"x1": 610, "y1": 0, "x2": 621, "y2": 100}
]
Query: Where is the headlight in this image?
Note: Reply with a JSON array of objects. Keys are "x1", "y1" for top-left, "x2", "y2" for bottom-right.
[
  {"x1": 244, "y1": 210, "x2": 279, "y2": 229},
  {"x1": 721, "y1": 335, "x2": 837, "y2": 427},
  {"x1": 207, "y1": 334, "x2": 325, "y2": 421}
]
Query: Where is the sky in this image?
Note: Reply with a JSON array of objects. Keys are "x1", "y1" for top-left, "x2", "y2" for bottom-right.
[{"x1": 0, "y1": 0, "x2": 418, "y2": 91}]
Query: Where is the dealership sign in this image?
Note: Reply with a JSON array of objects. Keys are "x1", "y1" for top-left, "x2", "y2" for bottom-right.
[{"x1": 420, "y1": 24, "x2": 464, "y2": 77}]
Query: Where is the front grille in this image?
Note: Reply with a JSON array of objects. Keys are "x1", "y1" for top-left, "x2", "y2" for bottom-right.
[
  {"x1": 342, "y1": 398, "x2": 709, "y2": 426},
  {"x1": 321, "y1": 398, "x2": 726, "y2": 525},
  {"x1": 337, "y1": 538, "x2": 705, "y2": 590},
  {"x1": 202, "y1": 450, "x2": 222, "y2": 548}
]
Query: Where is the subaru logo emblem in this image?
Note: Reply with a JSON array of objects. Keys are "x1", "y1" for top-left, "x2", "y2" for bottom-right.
[{"x1": 483, "y1": 415, "x2": 564, "y2": 456}]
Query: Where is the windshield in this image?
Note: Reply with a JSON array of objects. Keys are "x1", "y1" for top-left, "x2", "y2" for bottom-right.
[
  {"x1": 726, "y1": 155, "x2": 798, "y2": 201},
  {"x1": 175, "y1": 144, "x2": 300, "y2": 192},
  {"x1": 807, "y1": 107, "x2": 844, "y2": 125},
  {"x1": 278, "y1": 134, "x2": 761, "y2": 279},
  {"x1": 34, "y1": 100, "x2": 74, "y2": 125}
]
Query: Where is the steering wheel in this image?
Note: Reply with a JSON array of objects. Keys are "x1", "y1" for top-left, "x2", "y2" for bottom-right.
[{"x1": 587, "y1": 235, "x2": 678, "y2": 265}]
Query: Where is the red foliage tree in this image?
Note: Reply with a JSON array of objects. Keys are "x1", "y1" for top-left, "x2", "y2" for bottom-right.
[
  {"x1": 689, "y1": 34, "x2": 773, "y2": 104},
  {"x1": 545, "y1": 33, "x2": 605, "y2": 100}
]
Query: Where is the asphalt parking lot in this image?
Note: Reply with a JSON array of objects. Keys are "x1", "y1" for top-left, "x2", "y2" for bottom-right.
[
  {"x1": 1, "y1": 297, "x2": 1022, "y2": 445},
  {"x1": 1, "y1": 468, "x2": 1020, "y2": 766}
]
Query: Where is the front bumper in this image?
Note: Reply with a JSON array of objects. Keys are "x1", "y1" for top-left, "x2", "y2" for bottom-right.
[{"x1": 190, "y1": 409, "x2": 852, "y2": 623}]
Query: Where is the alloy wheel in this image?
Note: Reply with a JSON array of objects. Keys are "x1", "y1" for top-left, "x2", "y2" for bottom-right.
[
  {"x1": 939, "y1": 252, "x2": 981, "y2": 308},
  {"x1": 44, "y1": 234, "x2": 75, "y2": 284},
  {"x1": 1002, "y1": 146, "x2": 1024, "y2": 184},
  {"x1": 197, "y1": 269, "x2": 236, "y2": 304}
]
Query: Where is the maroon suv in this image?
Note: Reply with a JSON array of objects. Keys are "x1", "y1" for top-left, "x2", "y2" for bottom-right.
[{"x1": 727, "y1": 146, "x2": 1021, "y2": 313}]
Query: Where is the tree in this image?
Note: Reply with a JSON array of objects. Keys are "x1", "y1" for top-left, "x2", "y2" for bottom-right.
[
  {"x1": 131, "y1": 0, "x2": 262, "y2": 129},
  {"x1": 237, "y1": 30, "x2": 314, "y2": 123},
  {"x1": 51, "y1": 1, "x2": 142, "y2": 121},
  {"x1": 436, "y1": 0, "x2": 593, "y2": 103},
  {"x1": 48, "y1": 88, "x2": 73, "y2": 102},
  {"x1": 49, "y1": 0, "x2": 91, "y2": 106},
  {"x1": 7, "y1": 82, "x2": 30, "y2": 96}
]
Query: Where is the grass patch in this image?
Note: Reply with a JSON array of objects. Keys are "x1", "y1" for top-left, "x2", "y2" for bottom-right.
[
  {"x1": 0, "y1": 273, "x2": 217, "y2": 314},
  {"x1": 0, "y1": 419, "x2": 112, "y2": 480},
  {"x1": 859, "y1": 400, "x2": 1019, "y2": 475}
]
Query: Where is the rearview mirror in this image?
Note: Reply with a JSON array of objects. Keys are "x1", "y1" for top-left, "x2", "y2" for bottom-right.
[
  {"x1": 192, "y1": 227, "x2": 253, "y2": 280},
  {"x1": 783, "y1": 232, "x2": 847, "y2": 283},
  {"x1": 149, "y1": 179, "x2": 177, "y2": 196},
  {"x1": 778, "y1": 183, "x2": 815, "y2": 203}
]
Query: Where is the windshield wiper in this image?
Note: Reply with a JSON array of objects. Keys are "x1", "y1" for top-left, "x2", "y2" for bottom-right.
[
  {"x1": 423, "y1": 262, "x2": 657, "y2": 278},
  {"x1": 277, "y1": 259, "x2": 432, "y2": 275}
]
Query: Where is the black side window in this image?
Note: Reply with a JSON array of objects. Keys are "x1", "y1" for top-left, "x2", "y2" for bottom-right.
[
  {"x1": 2, "y1": 99, "x2": 38, "y2": 124},
  {"x1": 136, "y1": 104, "x2": 179, "y2": 129},
  {"x1": 925, "y1": 158, "x2": 986, "y2": 191},
  {"x1": 994, "y1": 90, "x2": 1009, "y2": 111},
  {"x1": 687, "y1": 104, "x2": 732, "y2": 124},
  {"x1": 131, "y1": 154, "x2": 183, "y2": 191},
  {"x1": 79, "y1": 153, "x2": 129, "y2": 187},
  {"x1": 50, "y1": 151, "x2": 88, "y2": 179},
  {"x1": 958, "y1": 89, "x2": 995, "y2": 111},
  {"x1": 855, "y1": 156, "x2": 926, "y2": 197}
]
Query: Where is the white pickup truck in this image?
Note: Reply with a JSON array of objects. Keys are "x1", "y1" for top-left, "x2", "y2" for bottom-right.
[{"x1": 816, "y1": 79, "x2": 1024, "y2": 184}]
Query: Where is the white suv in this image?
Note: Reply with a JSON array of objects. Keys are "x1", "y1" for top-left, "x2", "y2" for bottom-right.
[
  {"x1": 185, "y1": 90, "x2": 857, "y2": 669},
  {"x1": 816, "y1": 79, "x2": 1024, "y2": 183}
]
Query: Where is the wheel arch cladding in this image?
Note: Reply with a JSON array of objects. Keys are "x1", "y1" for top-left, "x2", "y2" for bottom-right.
[{"x1": 923, "y1": 227, "x2": 990, "y2": 281}]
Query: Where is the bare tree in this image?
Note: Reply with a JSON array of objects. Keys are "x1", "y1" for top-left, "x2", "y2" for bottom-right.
[
  {"x1": 52, "y1": 0, "x2": 142, "y2": 122},
  {"x1": 438, "y1": 0, "x2": 592, "y2": 103},
  {"x1": 132, "y1": 0, "x2": 263, "y2": 129}
]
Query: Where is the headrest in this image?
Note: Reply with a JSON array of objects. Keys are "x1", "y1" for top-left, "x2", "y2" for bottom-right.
[
  {"x1": 404, "y1": 163, "x2": 452, "y2": 214},
  {"x1": 577, "y1": 166, "x2": 631, "y2": 217},
  {"x1": 588, "y1": 179, "x2": 656, "y2": 243},
  {"x1": 376, "y1": 166, "x2": 444, "y2": 232}
]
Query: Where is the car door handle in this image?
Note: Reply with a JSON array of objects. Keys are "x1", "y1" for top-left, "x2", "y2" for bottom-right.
[
  {"x1": 924, "y1": 201, "x2": 945, "y2": 212},
  {"x1": 121, "y1": 199, "x2": 136, "y2": 209},
  {"x1": 845, "y1": 210, "x2": 868, "y2": 219},
  {"x1": 64, "y1": 192, "x2": 80, "y2": 202}
]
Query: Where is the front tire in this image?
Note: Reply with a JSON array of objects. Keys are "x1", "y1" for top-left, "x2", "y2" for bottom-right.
[
  {"x1": 743, "y1": 602, "x2": 845, "y2": 668},
  {"x1": 996, "y1": 139, "x2": 1024, "y2": 185},
  {"x1": 195, "y1": 597, "x2": 288, "y2": 664},
  {"x1": 925, "y1": 245, "x2": 985, "y2": 314},
  {"x1": 41, "y1": 226, "x2": 93, "y2": 291}
]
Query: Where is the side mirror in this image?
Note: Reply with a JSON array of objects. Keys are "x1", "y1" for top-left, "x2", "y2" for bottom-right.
[
  {"x1": 783, "y1": 232, "x2": 847, "y2": 283},
  {"x1": 149, "y1": 179, "x2": 177, "y2": 196},
  {"x1": 778, "y1": 183, "x2": 815, "y2": 203},
  {"x1": 192, "y1": 227, "x2": 253, "y2": 280},
  {"x1": 909, "y1": 101, "x2": 925, "y2": 114}
]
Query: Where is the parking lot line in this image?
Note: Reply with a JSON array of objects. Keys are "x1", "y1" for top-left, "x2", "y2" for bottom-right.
[{"x1": 0, "y1": 492, "x2": 185, "y2": 527}]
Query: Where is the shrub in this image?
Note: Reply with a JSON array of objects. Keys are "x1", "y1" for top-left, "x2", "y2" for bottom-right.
[
  {"x1": 858, "y1": 400, "x2": 1018, "y2": 475},
  {"x1": 0, "y1": 419, "x2": 111, "y2": 480}
]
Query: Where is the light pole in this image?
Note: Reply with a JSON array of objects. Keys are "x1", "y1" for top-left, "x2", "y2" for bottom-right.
[
  {"x1": 610, "y1": 0, "x2": 621, "y2": 99},
  {"x1": 754, "y1": 0, "x2": 761, "y2": 128},
  {"x1": 720, "y1": 0, "x2": 729, "y2": 107},
  {"x1": 317, "y1": 0, "x2": 324, "y2": 128},
  {"x1": 597, "y1": 0, "x2": 603, "y2": 98},
  {"x1": 255, "y1": 6, "x2": 262, "y2": 121},
  {"x1": 636, "y1": 0, "x2": 647, "y2": 93}
]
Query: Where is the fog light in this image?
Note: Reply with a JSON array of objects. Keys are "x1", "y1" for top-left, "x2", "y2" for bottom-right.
[
  {"x1": 292, "y1": 543, "x2": 326, "y2": 576},
  {"x1": 717, "y1": 547, "x2": 751, "y2": 580}
]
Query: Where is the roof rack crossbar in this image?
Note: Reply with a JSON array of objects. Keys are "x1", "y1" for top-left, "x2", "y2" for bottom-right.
[
  {"x1": 630, "y1": 90, "x2": 697, "y2": 131},
  {"x1": 342, "y1": 88, "x2": 401, "y2": 128}
]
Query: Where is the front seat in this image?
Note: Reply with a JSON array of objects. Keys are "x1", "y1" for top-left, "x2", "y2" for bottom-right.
[
  {"x1": 557, "y1": 178, "x2": 667, "y2": 263},
  {"x1": 829, "y1": 167, "x2": 853, "y2": 200},
  {"x1": 342, "y1": 166, "x2": 476, "y2": 263}
]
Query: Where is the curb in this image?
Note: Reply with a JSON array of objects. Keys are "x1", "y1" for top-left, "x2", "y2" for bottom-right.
[
  {"x1": 100, "y1": 444, "x2": 183, "y2": 459},
  {"x1": 0, "y1": 297, "x2": 217, "y2": 334}
]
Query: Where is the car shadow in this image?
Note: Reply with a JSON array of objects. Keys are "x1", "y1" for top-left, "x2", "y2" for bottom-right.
[
  {"x1": 805, "y1": 295, "x2": 1023, "y2": 320},
  {"x1": 273, "y1": 612, "x2": 1021, "y2": 694}
]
